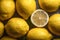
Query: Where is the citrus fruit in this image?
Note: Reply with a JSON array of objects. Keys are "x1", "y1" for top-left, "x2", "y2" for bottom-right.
[
  {"x1": 38, "y1": 0, "x2": 59, "y2": 12},
  {"x1": 0, "y1": 21, "x2": 4, "y2": 38},
  {"x1": 16, "y1": 0, "x2": 36, "y2": 20},
  {"x1": 48, "y1": 14, "x2": 60, "y2": 36},
  {"x1": 0, "y1": 0, "x2": 14, "y2": 1},
  {"x1": 0, "y1": 0, "x2": 15, "y2": 21},
  {"x1": 5, "y1": 18, "x2": 29, "y2": 38},
  {"x1": 31, "y1": 9, "x2": 49, "y2": 27},
  {"x1": 1, "y1": 36, "x2": 17, "y2": 40},
  {"x1": 53, "y1": 38, "x2": 60, "y2": 40},
  {"x1": 59, "y1": 0, "x2": 60, "y2": 5},
  {"x1": 27, "y1": 28, "x2": 52, "y2": 40}
]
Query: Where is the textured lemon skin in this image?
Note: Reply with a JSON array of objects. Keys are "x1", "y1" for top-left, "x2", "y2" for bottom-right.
[
  {"x1": 48, "y1": 14, "x2": 60, "y2": 36},
  {"x1": 0, "y1": 21, "x2": 4, "y2": 38},
  {"x1": 38, "y1": 0, "x2": 59, "y2": 12},
  {"x1": 1, "y1": 36, "x2": 17, "y2": 40},
  {"x1": 59, "y1": 0, "x2": 60, "y2": 5},
  {"x1": 0, "y1": 0, "x2": 14, "y2": 1},
  {"x1": 27, "y1": 28, "x2": 52, "y2": 40},
  {"x1": 0, "y1": 0, "x2": 15, "y2": 21},
  {"x1": 5, "y1": 18, "x2": 29, "y2": 38},
  {"x1": 16, "y1": 0, "x2": 36, "y2": 20}
]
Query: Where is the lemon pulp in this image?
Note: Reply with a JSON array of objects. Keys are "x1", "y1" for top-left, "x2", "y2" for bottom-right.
[{"x1": 31, "y1": 9, "x2": 49, "y2": 27}]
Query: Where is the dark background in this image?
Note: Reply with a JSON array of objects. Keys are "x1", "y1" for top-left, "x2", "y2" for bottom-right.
[{"x1": 1, "y1": 0, "x2": 60, "y2": 40}]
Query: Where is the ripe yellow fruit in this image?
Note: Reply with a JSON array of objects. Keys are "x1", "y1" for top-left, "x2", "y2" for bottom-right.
[
  {"x1": 48, "y1": 14, "x2": 60, "y2": 36},
  {"x1": 53, "y1": 38, "x2": 60, "y2": 40},
  {"x1": 0, "y1": 0, "x2": 14, "y2": 1},
  {"x1": 0, "y1": 21, "x2": 4, "y2": 38},
  {"x1": 59, "y1": 0, "x2": 60, "y2": 5},
  {"x1": 27, "y1": 28, "x2": 52, "y2": 40},
  {"x1": 38, "y1": 0, "x2": 59, "y2": 12},
  {"x1": 16, "y1": 0, "x2": 36, "y2": 20},
  {"x1": 5, "y1": 18, "x2": 29, "y2": 38},
  {"x1": 0, "y1": 0, "x2": 15, "y2": 21},
  {"x1": 1, "y1": 36, "x2": 17, "y2": 40}
]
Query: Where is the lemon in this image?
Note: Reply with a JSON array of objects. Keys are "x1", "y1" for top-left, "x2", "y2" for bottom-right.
[
  {"x1": 48, "y1": 14, "x2": 60, "y2": 36},
  {"x1": 59, "y1": 0, "x2": 60, "y2": 5},
  {"x1": 31, "y1": 9, "x2": 49, "y2": 27},
  {"x1": 0, "y1": 21, "x2": 4, "y2": 38},
  {"x1": 1, "y1": 36, "x2": 17, "y2": 40},
  {"x1": 0, "y1": 0, "x2": 15, "y2": 21},
  {"x1": 38, "y1": 0, "x2": 59, "y2": 12},
  {"x1": 5, "y1": 18, "x2": 29, "y2": 38},
  {"x1": 53, "y1": 38, "x2": 60, "y2": 40},
  {"x1": 16, "y1": 0, "x2": 36, "y2": 20},
  {"x1": 27, "y1": 28, "x2": 52, "y2": 40},
  {"x1": 0, "y1": 0, "x2": 14, "y2": 1}
]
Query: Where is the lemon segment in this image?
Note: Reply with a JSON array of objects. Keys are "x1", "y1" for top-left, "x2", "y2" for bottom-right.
[{"x1": 31, "y1": 9, "x2": 49, "y2": 27}]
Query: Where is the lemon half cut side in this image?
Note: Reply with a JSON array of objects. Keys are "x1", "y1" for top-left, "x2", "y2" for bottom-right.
[{"x1": 31, "y1": 9, "x2": 49, "y2": 27}]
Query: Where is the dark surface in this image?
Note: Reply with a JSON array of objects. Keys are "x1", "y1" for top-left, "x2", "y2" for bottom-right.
[{"x1": 1, "y1": 0, "x2": 60, "y2": 40}]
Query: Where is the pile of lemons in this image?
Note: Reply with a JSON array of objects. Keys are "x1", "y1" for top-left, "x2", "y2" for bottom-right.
[{"x1": 0, "y1": 0, "x2": 60, "y2": 40}]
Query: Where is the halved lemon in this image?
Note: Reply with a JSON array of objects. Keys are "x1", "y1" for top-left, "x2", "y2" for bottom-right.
[{"x1": 31, "y1": 9, "x2": 49, "y2": 27}]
